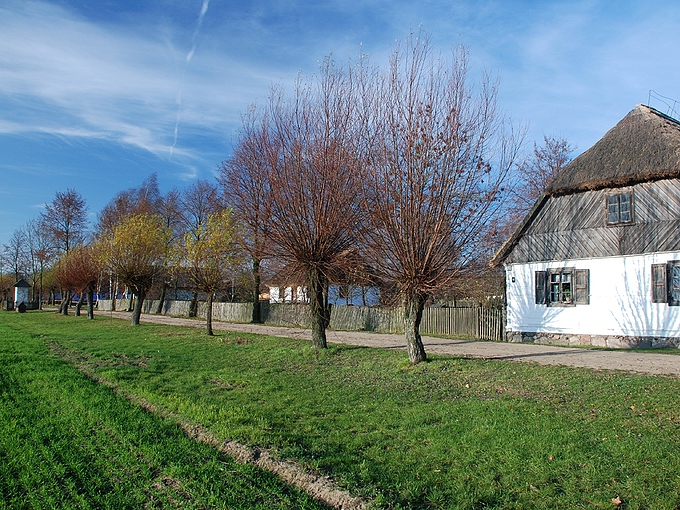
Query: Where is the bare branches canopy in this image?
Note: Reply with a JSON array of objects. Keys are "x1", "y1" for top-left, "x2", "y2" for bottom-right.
[
  {"x1": 226, "y1": 35, "x2": 522, "y2": 361},
  {"x1": 358, "y1": 36, "x2": 523, "y2": 362},
  {"x1": 41, "y1": 189, "x2": 88, "y2": 255}
]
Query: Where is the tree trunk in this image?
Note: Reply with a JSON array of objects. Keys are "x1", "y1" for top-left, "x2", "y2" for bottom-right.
[
  {"x1": 39, "y1": 265, "x2": 44, "y2": 310},
  {"x1": 87, "y1": 284, "x2": 95, "y2": 320},
  {"x1": 206, "y1": 293, "x2": 214, "y2": 336},
  {"x1": 252, "y1": 257, "x2": 262, "y2": 323},
  {"x1": 404, "y1": 293, "x2": 427, "y2": 364},
  {"x1": 189, "y1": 292, "x2": 198, "y2": 317},
  {"x1": 155, "y1": 281, "x2": 168, "y2": 314},
  {"x1": 111, "y1": 277, "x2": 117, "y2": 311},
  {"x1": 60, "y1": 291, "x2": 70, "y2": 315},
  {"x1": 131, "y1": 288, "x2": 146, "y2": 325},
  {"x1": 75, "y1": 293, "x2": 84, "y2": 316},
  {"x1": 308, "y1": 267, "x2": 330, "y2": 349}
]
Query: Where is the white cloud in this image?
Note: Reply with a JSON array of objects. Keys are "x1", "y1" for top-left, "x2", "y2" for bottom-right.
[{"x1": 0, "y1": 0, "x2": 282, "y2": 161}]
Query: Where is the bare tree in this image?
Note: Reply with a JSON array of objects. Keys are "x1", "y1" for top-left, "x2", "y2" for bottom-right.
[
  {"x1": 2, "y1": 228, "x2": 29, "y2": 282},
  {"x1": 264, "y1": 62, "x2": 363, "y2": 349},
  {"x1": 42, "y1": 189, "x2": 88, "y2": 254},
  {"x1": 219, "y1": 109, "x2": 274, "y2": 323},
  {"x1": 506, "y1": 135, "x2": 574, "y2": 226},
  {"x1": 180, "y1": 180, "x2": 222, "y2": 233},
  {"x1": 26, "y1": 218, "x2": 54, "y2": 308},
  {"x1": 41, "y1": 188, "x2": 88, "y2": 313},
  {"x1": 97, "y1": 174, "x2": 162, "y2": 234},
  {"x1": 360, "y1": 36, "x2": 523, "y2": 363},
  {"x1": 0, "y1": 271, "x2": 13, "y2": 307}
]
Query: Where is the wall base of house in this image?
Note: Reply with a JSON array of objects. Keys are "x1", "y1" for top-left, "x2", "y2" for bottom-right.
[{"x1": 507, "y1": 331, "x2": 680, "y2": 349}]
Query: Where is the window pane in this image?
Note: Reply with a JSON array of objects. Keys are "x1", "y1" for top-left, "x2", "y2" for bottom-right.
[
  {"x1": 550, "y1": 283, "x2": 560, "y2": 302},
  {"x1": 619, "y1": 194, "x2": 631, "y2": 222},
  {"x1": 672, "y1": 265, "x2": 680, "y2": 303},
  {"x1": 562, "y1": 283, "x2": 571, "y2": 301},
  {"x1": 608, "y1": 195, "x2": 619, "y2": 224},
  {"x1": 561, "y1": 270, "x2": 572, "y2": 302}
]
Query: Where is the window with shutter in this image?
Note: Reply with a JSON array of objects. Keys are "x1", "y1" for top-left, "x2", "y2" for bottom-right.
[
  {"x1": 535, "y1": 268, "x2": 590, "y2": 306},
  {"x1": 667, "y1": 262, "x2": 680, "y2": 306},
  {"x1": 652, "y1": 264, "x2": 667, "y2": 303},
  {"x1": 535, "y1": 271, "x2": 548, "y2": 304},
  {"x1": 574, "y1": 269, "x2": 590, "y2": 305},
  {"x1": 549, "y1": 271, "x2": 572, "y2": 303}
]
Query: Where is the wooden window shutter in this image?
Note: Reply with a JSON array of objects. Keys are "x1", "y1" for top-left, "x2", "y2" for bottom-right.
[
  {"x1": 667, "y1": 262, "x2": 680, "y2": 306},
  {"x1": 574, "y1": 269, "x2": 590, "y2": 305},
  {"x1": 535, "y1": 271, "x2": 548, "y2": 304},
  {"x1": 652, "y1": 264, "x2": 667, "y2": 303}
]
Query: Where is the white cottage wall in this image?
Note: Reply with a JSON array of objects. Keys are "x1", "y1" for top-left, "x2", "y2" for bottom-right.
[
  {"x1": 14, "y1": 286, "x2": 29, "y2": 306},
  {"x1": 269, "y1": 286, "x2": 282, "y2": 303},
  {"x1": 506, "y1": 251, "x2": 680, "y2": 343}
]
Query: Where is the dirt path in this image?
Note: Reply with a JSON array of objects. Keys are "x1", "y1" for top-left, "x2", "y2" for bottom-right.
[{"x1": 105, "y1": 310, "x2": 680, "y2": 377}]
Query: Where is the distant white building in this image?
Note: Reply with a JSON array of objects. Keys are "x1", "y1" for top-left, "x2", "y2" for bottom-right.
[
  {"x1": 267, "y1": 283, "x2": 380, "y2": 306},
  {"x1": 268, "y1": 285, "x2": 308, "y2": 304},
  {"x1": 14, "y1": 279, "x2": 31, "y2": 308}
]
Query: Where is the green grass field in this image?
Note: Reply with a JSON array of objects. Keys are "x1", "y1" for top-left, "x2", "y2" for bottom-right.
[
  {"x1": 0, "y1": 312, "x2": 324, "y2": 509},
  {"x1": 2, "y1": 311, "x2": 680, "y2": 509}
]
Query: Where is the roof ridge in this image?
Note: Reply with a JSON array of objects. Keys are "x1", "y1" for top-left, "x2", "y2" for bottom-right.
[{"x1": 637, "y1": 103, "x2": 680, "y2": 126}]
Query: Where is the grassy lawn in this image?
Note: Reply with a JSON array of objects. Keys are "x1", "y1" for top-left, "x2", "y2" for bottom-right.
[
  {"x1": 0, "y1": 312, "x2": 325, "y2": 509},
  {"x1": 3, "y1": 311, "x2": 680, "y2": 509}
]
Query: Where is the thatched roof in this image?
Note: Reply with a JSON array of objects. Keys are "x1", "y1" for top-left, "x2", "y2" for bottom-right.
[
  {"x1": 548, "y1": 104, "x2": 680, "y2": 194},
  {"x1": 491, "y1": 104, "x2": 680, "y2": 267}
]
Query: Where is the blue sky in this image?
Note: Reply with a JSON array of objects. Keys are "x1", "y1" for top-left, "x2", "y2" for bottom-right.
[{"x1": 1, "y1": 0, "x2": 679, "y2": 247}]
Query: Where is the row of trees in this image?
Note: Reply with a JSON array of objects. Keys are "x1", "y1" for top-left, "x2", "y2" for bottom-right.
[
  {"x1": 221, "y1": 35, "x2": 526, "y2": 363},
  {"x1": 0, "y1": 177, "x2": 242, "y2": 334},
  {"x1": 2, "y1": 34, "x2": 573, "y2": 363},
  {"x1": 220, "y1": 35, "x2": 573, "y2": 363}
]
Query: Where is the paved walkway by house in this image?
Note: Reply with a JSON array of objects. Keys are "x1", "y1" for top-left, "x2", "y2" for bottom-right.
[{"x1": 104, "y1": 310, "x2": 680, "y2": 377}]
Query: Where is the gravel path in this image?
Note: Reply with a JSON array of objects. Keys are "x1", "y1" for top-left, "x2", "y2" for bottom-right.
[{"x1": 104, "y1": 310, "x2": 680, "y2": 377}]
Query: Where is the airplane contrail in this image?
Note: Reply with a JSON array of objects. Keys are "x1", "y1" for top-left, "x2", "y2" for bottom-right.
[{"x1": 171, "y1": 0, "x2": 211, "y2": 156}]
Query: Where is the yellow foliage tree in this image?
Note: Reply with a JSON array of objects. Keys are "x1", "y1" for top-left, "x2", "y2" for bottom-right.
[
  {"x1": 184, "y1": 210, "x2": 241, "y2": 335},
  {"x1": 96, "y1": 213, "x2": 171, "y2": 325}
]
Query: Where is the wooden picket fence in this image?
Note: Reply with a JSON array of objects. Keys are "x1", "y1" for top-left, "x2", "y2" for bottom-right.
[
  {"x1": 420, "y1": 306, "x2": 506, "y2": 341},
  {"x1": 98, "y1": 300, "x2": 506, "y2": 342}
]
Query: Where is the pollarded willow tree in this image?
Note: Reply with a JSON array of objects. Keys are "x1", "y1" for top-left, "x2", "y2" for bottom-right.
[
  {"x1": 97, "y1": 174, "x2": 182, "y2": 313},
  {"x1": 54, "y1": 245, "x2": 99, "y2": 319},
  {"x1": 96, "y1": 213, "x2": 171, "y2": 325},
  {"x1": 184, "y1": 210, "x2": 241, "y2": 335},
  {"x1": 264, "y1": 63, "x2": 364, "y2": 349},
  {"x1": 360, "y1": 36, "x2": 523, "y2": 363}
]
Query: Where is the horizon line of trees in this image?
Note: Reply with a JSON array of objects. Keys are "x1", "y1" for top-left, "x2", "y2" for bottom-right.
[{"x1": 1, "y1": 33, "x2": 573, "y2": 363}]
